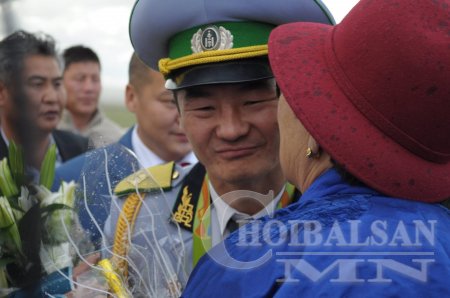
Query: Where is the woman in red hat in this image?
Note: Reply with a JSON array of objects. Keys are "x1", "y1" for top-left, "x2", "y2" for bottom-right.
[{"x1": 182, "y1": 0, "x2": 450, "y2": 297}]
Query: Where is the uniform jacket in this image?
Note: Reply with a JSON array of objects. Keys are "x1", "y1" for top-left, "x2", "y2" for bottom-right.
[
  {"x1": 103, "y1": 162, "x2": 196, "y2": 295},
  {"x1": 182, "y1": 168, "x2": 450, "y2": 297},
  {"x1": 103, "y1": 163, "x2": 299, "y2": 297},
  {"x1": 53, "y1": 127, "x2": 136, "y2": 247}
]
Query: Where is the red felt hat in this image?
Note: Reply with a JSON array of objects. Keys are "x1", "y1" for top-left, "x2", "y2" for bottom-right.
[{"x1": 268, "y1": 0, "x2": 450, "y2": 202}]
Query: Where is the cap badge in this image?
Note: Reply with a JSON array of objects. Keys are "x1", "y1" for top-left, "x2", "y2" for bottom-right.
[{"x1": 191, "y1": 25, "x2": 234, "y2": 53}]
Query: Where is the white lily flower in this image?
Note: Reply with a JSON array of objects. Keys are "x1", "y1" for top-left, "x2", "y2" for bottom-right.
[
  {"x1": 11, "y1": 187, "x2": 36, "y2": 222},
  {"x1": 34, "y1": 185, "x2": 56, "y2": 206},
  {"x1": 17, "y1": 186, "x2": 34, "y2": 213},
  {"x1": 40, "y1": 181, "x2": 77, "y2": 245}
]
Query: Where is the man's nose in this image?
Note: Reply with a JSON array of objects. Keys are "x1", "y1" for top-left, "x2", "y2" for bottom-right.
[
  {"x1": 42, "y1": 85, "x2": 60, "y2": 103},
  {"x1": 215, "y1": 108, "x2": 250, "y2": 141},
  {"x1": 83, "y1": 78, "x2": 100, "y2": 92}
]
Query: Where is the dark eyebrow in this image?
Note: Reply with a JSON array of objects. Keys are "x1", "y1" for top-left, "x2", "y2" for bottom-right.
[
  {"x1": 27, "y1": 75, "x2": 63, "y2": 82},
  {"x1": 27, "y1": 75, "x2": 46, "y2": 82}
]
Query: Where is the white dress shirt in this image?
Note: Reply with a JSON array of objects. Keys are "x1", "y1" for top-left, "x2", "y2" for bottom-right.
[
  {"x1": 131, "y1": 125, "x2": 197, "y2": 168},
  {"x1": 209, "y1": 181, "x2": 285, "y2": 246}
]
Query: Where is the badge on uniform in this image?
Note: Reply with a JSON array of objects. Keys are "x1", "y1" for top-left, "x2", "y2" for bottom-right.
[
  {"x1": 171, "y1": 163, "x2": 206, "y2": 231},
  {"x1": 172, "y1": 186, "x2": 194, "y2": 227},
  {"x1": 191, "y1": 25, "x2": 234, "y2": 53}
]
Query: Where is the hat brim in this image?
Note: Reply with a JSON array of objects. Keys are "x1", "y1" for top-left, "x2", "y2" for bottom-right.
[
  {"x1": 166, "y1": 58, "x2": 273, "y2": 90},
  {"x1": 129, "y1": 0, "x2": 335, "y2": 70},
  {"x1": 269, "y1": 22, "x2": 450, "y2": 202}
]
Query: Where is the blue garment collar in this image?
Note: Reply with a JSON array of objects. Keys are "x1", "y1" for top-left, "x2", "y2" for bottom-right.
[{"x1": 300, "y1": 168, "x2": 380, "y2": 205}]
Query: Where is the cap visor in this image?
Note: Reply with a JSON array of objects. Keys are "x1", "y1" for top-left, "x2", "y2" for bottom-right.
[{"x1": 167, "y1": 58, "x2": 273, "y2": 90}]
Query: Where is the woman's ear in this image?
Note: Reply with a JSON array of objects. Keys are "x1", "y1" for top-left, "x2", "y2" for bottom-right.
[{"x1": 307, "y1": 135, "x2": 320, "y2": 156}]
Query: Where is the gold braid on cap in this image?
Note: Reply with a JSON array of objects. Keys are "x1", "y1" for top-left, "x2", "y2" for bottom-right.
[{"x1": 159, "y1": 45, "x2": 268, "y2": 76}]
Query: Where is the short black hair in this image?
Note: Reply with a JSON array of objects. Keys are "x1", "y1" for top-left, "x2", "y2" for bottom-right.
[
  {"x1": 62, "y1": 45, "x2": 100, "y2": 71},
  {"x1": 0, "y1": 30, "x2": 59, "y2": 86},
  {"x1": 128, "y1": 52, "x2": 153, "y2": 89}
]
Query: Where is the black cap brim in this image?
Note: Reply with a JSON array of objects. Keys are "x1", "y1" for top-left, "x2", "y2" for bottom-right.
[{"x1": 166, "y1": 57, "x2": 273, "y2": 90}]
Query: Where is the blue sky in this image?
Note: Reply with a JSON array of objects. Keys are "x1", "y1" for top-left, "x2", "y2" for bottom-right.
[{"x1": 1, "y1": 0, "x2": 359, "y2": 104}]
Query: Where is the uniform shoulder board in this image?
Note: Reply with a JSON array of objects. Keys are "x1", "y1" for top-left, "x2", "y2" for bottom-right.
[{"x1": 114, "y1": 161, "x2": 176, "y2": 197}]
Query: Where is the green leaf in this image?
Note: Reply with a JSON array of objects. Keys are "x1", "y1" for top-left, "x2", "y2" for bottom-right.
[
  {"x1": 0, "y1": 222, "x2": 13, "y2": 230},
  {"x1": 8, "y1": 141, "x2": 25, "y2": 187},
  {"x1": 0, "y1": 158, "x2": 19, "y2": 197},
  {"x1": 40, "y1": 203, "x2": 73, "y2": 215},
  {"x1": 39, "y1": 144, "x2": 56, "y2": 189},
  {"x1": 5, "y1": 197, "x2": 24, "y2": 214},
  {"x1": 0, "y1": 199, "x2": 22, "y2": 254},
  {"x1": 0, "y1": 266, "x2": 9, "y2": 290}
]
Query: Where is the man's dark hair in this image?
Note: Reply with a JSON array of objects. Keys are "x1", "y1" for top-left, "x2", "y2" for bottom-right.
[
  {"x1": 0, "y1": 30, "x2": 60, "y2": 169},
  {"x1": 62, "y1": 45, "x2": 100, "y2": 71},
  {"x1": 0, "y1": 30, "x2": 59, "y2": 87}
]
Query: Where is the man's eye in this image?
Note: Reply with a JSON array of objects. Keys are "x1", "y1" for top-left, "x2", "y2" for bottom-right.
[
  {"x1": 195, "y1": 106, "x2": 214, "y2": 111},
  {"x1": 245, "y1": 96, "x2": 278, "y2": 106},
  {"x1": 30, "y1": 81, "x2": 44, "y2": 88},
  {"x1": 244, "y1": 100, "x2": 264, "y2": 106}
]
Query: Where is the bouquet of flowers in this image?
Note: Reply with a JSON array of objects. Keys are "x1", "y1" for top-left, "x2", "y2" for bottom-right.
[{"x1": 0, "y1": 143, "x2": 77, "y2": 296}]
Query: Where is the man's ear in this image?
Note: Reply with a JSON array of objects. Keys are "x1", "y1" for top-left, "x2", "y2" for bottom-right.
[{"x1": 125, "y1": 83, "x2": 137, "y2": 113}]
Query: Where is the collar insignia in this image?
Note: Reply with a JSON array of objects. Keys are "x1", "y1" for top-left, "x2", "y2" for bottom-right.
[{"x1": 172, "y1": 186, "x2": 194, "y2": 227}]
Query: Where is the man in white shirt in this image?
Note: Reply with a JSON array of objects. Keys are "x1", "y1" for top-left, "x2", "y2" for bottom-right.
[{"x1": 125, "y1": 53, "x2": 196, "y2": 168}]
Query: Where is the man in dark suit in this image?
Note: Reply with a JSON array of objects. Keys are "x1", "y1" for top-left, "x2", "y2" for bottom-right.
[
  {"x1": 0, "y1": 30, "x2": 88, "y2": 180},
  {"x1": 0, "y1": 130, "x2": 88, "y2": 163},
  {"x1": 53, "y1": 53, "x2": 196, "y2": 248},
  {"x1": 0, "y1": 30, "x2": 90, "y2": 297}
]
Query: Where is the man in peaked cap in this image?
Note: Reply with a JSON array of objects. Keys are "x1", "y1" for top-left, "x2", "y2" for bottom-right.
[{"x1": 102, "y1": 0, "x2": 334, "y2": 295}]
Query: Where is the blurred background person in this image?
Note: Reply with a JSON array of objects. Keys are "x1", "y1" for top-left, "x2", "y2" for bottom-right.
[
  {"x1": 182, "y1": 0, "x2": 450, "y2": 296},
  {"x1": 0, "y1": 30, "x2": 88, "y2": 181},
  {"x1": 58, "y1": 45, "x2": 124, "y2": 148},
  {"x1": 124, "y1": 52, "x2": 196, "y2": 166},
  {"x1": 53, "y1": 52, "x2": 196, "y2": 248},
  {"x1": 0, "y1": 29, "x2": 93, "y2": 297}
]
